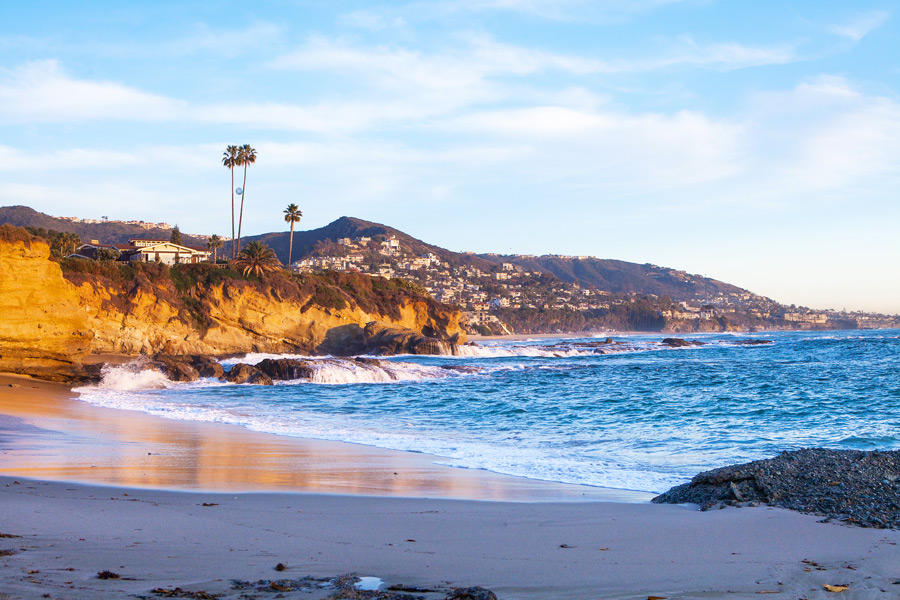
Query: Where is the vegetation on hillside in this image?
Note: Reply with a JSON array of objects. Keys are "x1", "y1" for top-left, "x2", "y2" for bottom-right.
[{"x1": 56, "y1": 255, "x2": 451, "y2": 328}]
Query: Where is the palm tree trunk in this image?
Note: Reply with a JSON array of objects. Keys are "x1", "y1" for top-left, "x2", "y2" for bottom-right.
[
  {"x1": 237, "y1": 163, "x2": 248, "y2": 255},
  {"x1": 230, "y1": 166, "x2": 235, "y2": 259},
  {"x1": 288, "y1": 221, "x2": 294, "y2": 267}
]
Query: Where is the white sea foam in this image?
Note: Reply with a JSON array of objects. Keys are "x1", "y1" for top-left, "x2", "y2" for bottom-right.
[
  {"x1": 83, "y1": 361, "x2": 173, "y2": 392},
  {"x1": 304, "y1": 359, "x2": 452, "y2": 384}
]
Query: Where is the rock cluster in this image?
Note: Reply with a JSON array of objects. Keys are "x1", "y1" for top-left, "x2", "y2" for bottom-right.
[{"x1": 653, "y1": 448, "x2": 900, "y2": 529}]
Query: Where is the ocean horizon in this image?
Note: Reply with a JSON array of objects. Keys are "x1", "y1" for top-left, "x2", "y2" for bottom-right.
[{"x1": 74, "y1": 329, "x2": 900, "y2": 495}]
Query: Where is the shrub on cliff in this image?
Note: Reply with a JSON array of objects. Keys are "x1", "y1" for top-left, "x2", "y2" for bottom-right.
[{"x1": 0, "y1": 224, "x2": 40, "y2": 244}]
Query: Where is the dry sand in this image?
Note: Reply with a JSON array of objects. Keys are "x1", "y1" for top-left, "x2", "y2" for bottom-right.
[{"x1": 2, "y1": 374, "x2": 900, "y2": 599}]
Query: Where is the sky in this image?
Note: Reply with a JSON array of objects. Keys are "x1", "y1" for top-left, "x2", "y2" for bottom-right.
[{"x1": 1, "y1": 1, "x2": 898, "y2": 313}]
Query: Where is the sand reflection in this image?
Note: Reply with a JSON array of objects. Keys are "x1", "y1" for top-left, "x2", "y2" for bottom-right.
[{"x1": 0, "y1": 374, "x2": 648, "y2": 502}]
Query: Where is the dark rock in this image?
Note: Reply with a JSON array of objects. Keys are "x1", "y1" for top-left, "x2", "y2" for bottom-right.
[
  {"x1": 255, "y1": 358, "x2": 314, "y2": 381},
  {"x1": 653, "y1": 448, "x2": 900, "y2": 530},
  {"x1": 152, "y1": 355, "x2": 200, "y2": 382},
  {"x1": 445, "y1": 587, "x2": 498, "y2": 600},
  {"x1": 188, "y1": 355, "x2": 225, "y2": 379},
  {"x1": 661, "y1": 338, "x2": 704, "y2": 347},
  {"x1": 362, "y1": 321, "x2": 454, "y2": 356},
  {"x1": 225, "y1": 363, "x2": 273, "y2": 385},
  {"x1": 730, "y1": 339, "x2": 774, "y2": 345}
]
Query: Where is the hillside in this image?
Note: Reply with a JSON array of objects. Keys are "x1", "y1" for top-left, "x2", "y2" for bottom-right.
[
  {"x1": 239, "y1": 216, "x2": 497, "y2": 271},
  {"x1": 246, "y1": 216, "x2": 753, "y2": 302},
  {"x1": 0, "y1": 205, "x2": 207, "y2": 247},
  {"x1": 478, "y1": 254, "x2": 750, "y2": 301}
]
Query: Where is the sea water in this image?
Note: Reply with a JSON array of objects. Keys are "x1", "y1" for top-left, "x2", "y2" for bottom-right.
[{"x1": 74, "y1": 330, "x2": 900, "y2": 494}]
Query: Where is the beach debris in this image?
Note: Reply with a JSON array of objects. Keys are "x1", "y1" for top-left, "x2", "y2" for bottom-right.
[
  {"x1": 647, "y1": 596, "x2": 668, "y2": 600},
  {"x1": 270, "y1": 580, "x2": 293, "y2": 591},
  {"x1": 150, "y1": 588, "x2": 219, "y2": 599},
  {"x1": 0, "y1": 532, "x2": 22, "y2": 538},
  {"x1": 559, "y1": 543, "x2": 573, "y2": 548},
  {"x1": 388, "y1": 584, "x2": 440, "y2": 593},
  {"x1": 823, "y1": 584, "x2": 849, "y2": 592},
  {"x1": 96, "y1": 570, "x2": 120, "y2": 579},
  {"x1": 445, "y1": 588, "x2": 498, "y2": 600},
  {"x1": 0, "y1": 549, "x2": 18, "y2": 556},
  {"x1": 275, "y1": 562, "x2": 287, "y2": 571},
  {"x1": 201, "y1": 502, "x2": 219, "y2": 507}
]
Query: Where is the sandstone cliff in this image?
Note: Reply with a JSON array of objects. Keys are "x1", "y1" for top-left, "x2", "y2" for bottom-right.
[
  {"x1": 0, "y1": 229, "x2": 466, "y2": 380},
  {"x1": 0, "y1": 231, "x2": 92, "y2": 380}
]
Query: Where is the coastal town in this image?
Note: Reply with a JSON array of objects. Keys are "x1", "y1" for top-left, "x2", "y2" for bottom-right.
[{"x1": 291, "y1": 232, "x2": 900, "y2": 334}]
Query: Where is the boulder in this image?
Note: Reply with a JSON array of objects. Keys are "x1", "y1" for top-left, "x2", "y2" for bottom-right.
[
  {"x1": 255, "y1": 358, "x2": 314, "y2": 381},
  {"x1": 661, "y1": 338, "x2": 704, "y2": 347},
  {"x1": 445, "y1": 588, "x2": 498, "y2": 600},
  {"x1": 152, "y1": 355, "x2": 200, "y2": 382},
  {"x1": 188, "y1": 355, "x2": 226, "y2": 379},
  {"x1": 225, "y1": 363, "x2": 273, "y2": 385},
  {"x1": 361, "y1": 321, "x2": 454, "y2": 356}
]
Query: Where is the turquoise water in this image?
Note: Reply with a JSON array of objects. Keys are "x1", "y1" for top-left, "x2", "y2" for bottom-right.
[{"x1": 75, "y1": 330, "x2": 900, "y2": 493}]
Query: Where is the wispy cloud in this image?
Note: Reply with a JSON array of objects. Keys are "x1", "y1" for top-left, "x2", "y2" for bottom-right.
[
  {"x1": 828, "y1": 10, "x2": 889, "y2": 42},
  {"x1": 0, "y1": 60, "x2": 183, "y2": 123}
]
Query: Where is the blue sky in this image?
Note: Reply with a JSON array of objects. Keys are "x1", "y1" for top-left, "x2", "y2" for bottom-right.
[{"x1": 2, "y1": 1, "x2": 898, "y2": 313}]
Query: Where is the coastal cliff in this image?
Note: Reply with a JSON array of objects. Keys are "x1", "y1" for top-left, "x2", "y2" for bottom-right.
[{"x1": 0, "y1": 228, "x2": 465, "y2": 380}]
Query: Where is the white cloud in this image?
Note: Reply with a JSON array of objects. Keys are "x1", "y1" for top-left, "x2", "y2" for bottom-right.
[
  {"x1": 0, "y1": 60, "x2": 183, "y2": 123},
  {"x1": 415, "y1": 0, "x2": 692, "y2": 22},
  {"x1": 339, "y1": 10, "x2": 406, "y2": 31},
  {"x1": 828, "y1": 10, "x2": 889, "y2": 42}
]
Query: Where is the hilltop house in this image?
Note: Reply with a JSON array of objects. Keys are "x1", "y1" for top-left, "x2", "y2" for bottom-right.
[
  {"x1": 73, "y1": 238, "x2": 211, "y2": 265},
  {"x1": 116, "y1": 239, "x2": 211, "y2": 264}
]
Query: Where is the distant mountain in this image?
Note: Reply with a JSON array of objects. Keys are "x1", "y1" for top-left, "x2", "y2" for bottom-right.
[
  {"x1": 238, "y1": 216, "x2": 497, "y2": 270},
  {"x1": 0, "y1": 205, "x2": 207, "y2": 247},
  {"x1": 478, "y1": 254, "x2": 750, "y2": 300},
  {"x1": 243, "y1": 216, "x2": 754, "y2": 301}
]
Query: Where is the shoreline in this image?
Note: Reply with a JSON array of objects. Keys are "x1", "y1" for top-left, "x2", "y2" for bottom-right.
[
  {"x1": 4, "y1": 375, "x2": 900, "y2": 598},
  {"x1": 0, "y1": 372, "x2": 645, "y2": 502}
]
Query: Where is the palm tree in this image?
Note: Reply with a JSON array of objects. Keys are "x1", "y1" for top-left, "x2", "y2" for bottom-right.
[
  {"x1": 283, "y1": 203, "x2": 303, "y2": 268},
  {"x1": 222, "y1": 145, "x2": 240, "y2": 258},
  {"x1": 233, "y1": 240, "x2": 282, "y2": 278},
  {"x1": 235, "y1": 144, "x2": 257, "y2": 255},
  {"x1": 207, "y1": 234, "x2": 223, "y2": 263}
]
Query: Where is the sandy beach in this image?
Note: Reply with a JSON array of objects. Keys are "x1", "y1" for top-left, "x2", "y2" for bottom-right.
[{"x1": 3, "y1": 374, "x2": 900, "y2": 599}]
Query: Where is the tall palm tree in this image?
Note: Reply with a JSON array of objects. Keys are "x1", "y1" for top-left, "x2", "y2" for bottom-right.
[
  {"x1": 233, "y1": 240, "x2": 281, "y2": 277},
  {"x1": 235, "y1": 144, "x2": 257, "y2": 255},
  {"x1": 207, "y1": 234, "x2": 223, "y2": 263},
  {"x1": 283, "y1": 203, "x2": 303, "y2": 268},
  {"x1": 222, "y1": 145, "x2": 240, "y2": 258}
]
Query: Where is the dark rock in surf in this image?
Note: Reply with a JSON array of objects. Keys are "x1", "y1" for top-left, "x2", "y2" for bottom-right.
[
  {"x1": 652, "y1": 448, "x2": 900, "y2": 530},
  {"x1": 226, "y1": 363, "x2": 273, "y2": 385},
  {"x1": 152, "y1": 355, "x2": 200, "y2": 382},
  {"x1": 188, "y1": 355, "x2": 226, "y2": 379},
  {"x1": 255, "y1": 358, "x2": 314, "y2": 381},
  {"x1": 661, "y1": 338, "x2": 704, "y2": 347}
]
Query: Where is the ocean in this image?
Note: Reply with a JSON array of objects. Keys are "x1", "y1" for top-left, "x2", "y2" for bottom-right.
[{"x1": 74, "y1": 329, "x2": 900, "y2": 494}]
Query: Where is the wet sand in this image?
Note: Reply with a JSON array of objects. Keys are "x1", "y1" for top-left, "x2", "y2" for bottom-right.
[
  {"x1": 2, "y1": 373, "x2": 900, "y2": 599},
  {"x1": 0, "y1": 373, "x2": 638, "y2": 501}
]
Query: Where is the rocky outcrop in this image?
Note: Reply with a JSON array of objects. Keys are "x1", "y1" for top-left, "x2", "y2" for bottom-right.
[
  {"x1": 225, "y1": 364, "x2": 273, "y2": 385},
  {"x1": 0, "y1": 234, "x2": 466, "y2": 381},
  {"x1": 653, "y1": 449, "x2": 900, "y2": 529},
  {"x1": 660, "y1": 338, "x2": 705, "y2": 347},
  {"x1": 254, "y1": 358, "x2": 314, "y2": 380}
]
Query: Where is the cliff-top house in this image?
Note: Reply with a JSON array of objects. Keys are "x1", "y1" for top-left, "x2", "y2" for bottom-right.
[{"x1": 73, "y1": 238, "x2": 211, "y2": 265}]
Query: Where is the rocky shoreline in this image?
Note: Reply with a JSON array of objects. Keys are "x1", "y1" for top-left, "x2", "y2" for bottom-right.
[{"x1": 653, "y1": 448, "x2": 900, "y2": 529}]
